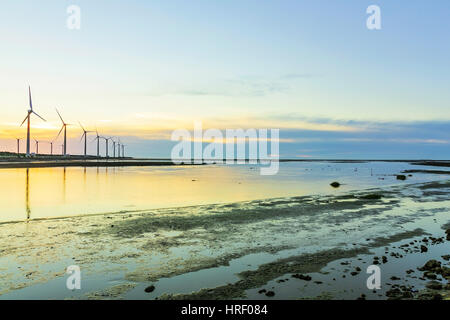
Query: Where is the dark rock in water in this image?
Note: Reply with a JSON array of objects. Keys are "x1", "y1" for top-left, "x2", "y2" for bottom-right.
[
  {"x1": 442, "y1": 255, "x2": 450, "y2": 261},
  {"x1": 420, "y1": 245, "x2": 428, "y2": 253},
  {"x1": 357, "y1": 294, "x2": 366, "y2": 300},
  {"x1": 373, "y1": 260, "x2": 379, "y2": 265},
  {"x1": 292, "y1": 273, "x2": 312, "y2": 281},
  {"x1": 314, "y1": 281, "x2": 323, "y2": 284},
  {"x1": 390, "y1": 276, "x2": 401, "y2": 281},
  {"x1": 424, "y1": 272, "x2": 437, "y2": 280},
  {"x1": 420, "y1": 260, "x2": 442, "y2": 271},
  {"x1": 351, "y1": 271, "x2": 359, "y2": 276},
  {"x1": 265, "y1": 291, "x2": 275, "y2": 297},
  {"x1": 360, "y1": 194, "x2": 382, "y2": 200},
  {"x1": 419, "y1": 260, "x2": 441, "y2": 272},
  {"x1": 396, "y1": 175, "x2": 407, "y2": 180},
  {"x1": 426, "y1": 281, "x2": 443, "y2": 290},
  {"x1": 406, "y1": 269, "x2": 415, "y2": 274},
  {"x1": 446, "y1": 229, "x2": 450, "y2": 241},
  {"x1": 386, "y1": 288, "x2": 413, "y2": 299},
  {"x1": 355, "y1": 267, "x2": 361, "y2": 272},
  {"x1": 382, "y1": 256, "x2": 388, "y2": 263},
  {"x1": 144, "y1": 285, "x2": 155, "y2": 293},
  {"x1": 258, "y1": 289, "x2": 267, "y2": 294},
  {"x1": 330, "y1": 181, "x2": 340, "y2": 188}
]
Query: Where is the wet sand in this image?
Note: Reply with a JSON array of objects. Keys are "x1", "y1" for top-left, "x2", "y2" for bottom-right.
[{"x1": 0, "y1": 177, "x2": 449, "y2": 300}]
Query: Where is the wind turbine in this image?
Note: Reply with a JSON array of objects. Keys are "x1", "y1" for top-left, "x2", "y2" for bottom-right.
[
  {"x1": 20, "y1": 86, "x2": 46, "y2": 156},
  {"x1": 121, "y1": 144, "x2": 125, "y2": 158},
  {"x1": 112, "y1": 139, "x2": 117, "y2": 158},
  {"x1": 117, "y1": 139, "x2": 121, "y2": 158},
  {"x1": 34, "y1": 139, "x2": 40, "y2": 154},
  {"x1": 103, "y1": 137, "x2": 112, "y2": 158},
  {"x1": 16, "y1": 138, "x2": 21, "y2": 155},
  {"x1": 55, "y1": 109, "x2": 71, "y2": 156},
  {"x1": 92, "y1": 129, "x2": 101, "y2": 157},
  {"x1": 79, "y1": 122, "x2": 93, "y2": 157},
  {"x1": 45, "y1": 141, "x2": 54, "y2": 155}
]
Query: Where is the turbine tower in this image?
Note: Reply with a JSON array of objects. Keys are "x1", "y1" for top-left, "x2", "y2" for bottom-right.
[
  {"x1": 16, "y1": 138, "x2": 21, "y2": 155},
  {"x1": 79, "y1": 122, "x2": 93, "y2": 157},
  {"x1": 34, "y1": 139, "x2": 40, "y2": 154},
  {"x1": 92, "y1": 129, "x2": 101, "y2": 157},
  {"x1": 103, "y1": 137, "x2": 112, "y2": 158},
  {"x1": 55, "y1": 109, "x2": 71, "y2": 156},
  {"x1": 112, "y1": 139, "x2": 116, "y2": 158},
  {"x1": 20, "y1": 86, "x2": 46, "y2": 156}
]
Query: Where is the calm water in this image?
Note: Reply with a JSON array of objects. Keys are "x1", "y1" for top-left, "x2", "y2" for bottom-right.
[{"x1": 0, "y1": 161, "x2": 447, "y2": 223}]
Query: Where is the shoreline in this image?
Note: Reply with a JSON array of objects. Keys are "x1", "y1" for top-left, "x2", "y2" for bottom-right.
[{"x1": 0, "y1": 158, "x2": 449, "y2": 169}]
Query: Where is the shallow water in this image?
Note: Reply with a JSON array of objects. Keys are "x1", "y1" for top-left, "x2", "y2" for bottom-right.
[{"x1": 0, "y1": 161, "x2": 447, "y2": 223}]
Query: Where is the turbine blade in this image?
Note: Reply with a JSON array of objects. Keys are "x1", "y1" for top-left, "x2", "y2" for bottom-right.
[
  {"x1": 20, "y1": 114, "x2": 29, "y2": 127},
  {"x1": 55, "y1": 125, "x2": 64, "y2": 141},
  {"x1": 79, "y1": 121, "x2": 85, "y2": 132},
  {"x1": 56, "y1": 108, "x2": 65, "y2": 124},
  {"x1": 29, "y1": 86, "x2": 33, "y2": 110},
  {"x1": 32, "y1": 111, "x2": 46, "y2": 122},
  {"x1": 80, "y1": 132, "x2": 85, "y2": 142}
]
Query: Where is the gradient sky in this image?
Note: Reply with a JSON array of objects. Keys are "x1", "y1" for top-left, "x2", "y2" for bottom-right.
[{"x1": 0, "y1": 0, "x2": 449, "y2": 158}]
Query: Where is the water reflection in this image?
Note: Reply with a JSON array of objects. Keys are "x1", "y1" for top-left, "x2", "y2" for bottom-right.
[
  {"x1": 25, "y1": 168, "x2": 30, "y2": 221},
  {"x1": 0, "y1": 162, "x2": 443, "y2": 223}
]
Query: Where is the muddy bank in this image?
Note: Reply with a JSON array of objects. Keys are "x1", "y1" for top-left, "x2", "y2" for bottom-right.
[{"x1": 0, "y1": 179, "x2": 449, "y2": 299}]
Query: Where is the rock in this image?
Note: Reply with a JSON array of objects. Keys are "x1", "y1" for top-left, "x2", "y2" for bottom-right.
[
  {"x1": 396, "y1": 175, "x2": 407, "y2": 180},
  {"x1": 426, "y1": 281, "x2": 443, "y2": 290},
  {"x1": 357, "y1": 294, "x2": 366, "y2": 300},
  {"x1": 382, "y1": 256, "x2": 388, "y2": 263},
  {"x1": 442, "y1": 255, "x2": 450, "y2": 261},
  {"x1": 144, "y1": 285, "x2": 155, "y2": 293},
  {"x1": 258, "y1": 289, "x2": 267, "y2": 294},
  {"x1": 420, "y1": 245, "x2": 428, "y2": 253},
  {"x1": 292, "y1": 274, "x2": 311, "y2": 281},
  {"x1": 330, "y1": 182, "x2": 340, "y2": 188},
  {"x1": 351, "y1": 272, "x2": 359, "y2": 276},
  {"x1": 424, "y1": 272, "x2": 437, "y2": 280},
  {"x1": 419, "y1": 260, "x2": 441, "y2": 272},
  {"x1": 406, "y1": 269, "x2": 415, "y2": 274},
  {"x1": 265, "y1": 291, "x2": 275, "y2": 297},
  {"x1": 390, "y1": 276, "x2": 401, "y2": 281},
  {"x1": 360, "y1": 194, "x2": 382, "y2": 200}
]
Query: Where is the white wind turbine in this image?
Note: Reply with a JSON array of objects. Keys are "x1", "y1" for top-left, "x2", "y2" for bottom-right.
[
  {"x1": 79, "y1": 122, "x2": 93, "y2": 157},
  {"x1": 55, "y1": 109, "x2": 71, "y2": 156},
  {"x1": 20, "y1": 86, "x2": 46, "y2": 156},
  {"x1": 92, "y1": 129, "x2": 101, "y2": 157}
]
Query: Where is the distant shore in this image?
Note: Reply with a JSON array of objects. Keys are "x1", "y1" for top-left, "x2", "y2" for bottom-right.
[{"x1": 1, "y1": 152, "x2": 450, "y2": 169}]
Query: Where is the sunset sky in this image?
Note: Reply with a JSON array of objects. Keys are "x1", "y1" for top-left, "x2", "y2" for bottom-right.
[{"x1": 1, "y1": 0, "x2": 449, "y2": 158}]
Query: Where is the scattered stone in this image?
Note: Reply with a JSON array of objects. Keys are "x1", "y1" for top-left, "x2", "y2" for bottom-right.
[
  {"x1": 423, "y1": 272, "x2": 437, "y2": 280},
  {"x1": 396, "y1": 175, "x2": 407, "y2": 180},
  {"x1": 292, "y1": 274, "x2": 312, "y2": 281},
  {"x1": 258, "y1": 289, "x2": 267, "y2": 294},
  {"x1": 442, "y1": 255, "x2": 450, "y2": 261},
  {"x1": 419, "y1": 260, "x2": 441, "y2": 272},
  {"x1": 390, "y1": 276, "x2": 401, "y2": 281},
  {"x1": 265, "y1": 291, "x2": 275, "y2": 297},
  {"x1": 426, "y1": 281, "x2": 443, "y2": 290},
  {"x1": 420, "y1": 245, "x2": 428, "y2": 253},
  {"x1": 330, "y1": 182, "x2": 340, "y2": 188},
  {"x1": 360, "y1": 194, "x2": 382, "y2": 200},
  {"x1": 144, "y1": 285, "x2": 155, "y2": 293}
]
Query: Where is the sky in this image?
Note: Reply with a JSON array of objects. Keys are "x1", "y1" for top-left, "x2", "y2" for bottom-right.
[{"x1": 0, "y1": 0, "x2": 449, "y2": 158}]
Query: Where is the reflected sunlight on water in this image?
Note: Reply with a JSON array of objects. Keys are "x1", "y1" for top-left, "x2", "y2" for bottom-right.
[{"x1": 0, "y1": 161, "x2": 447, "y2": 223}]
